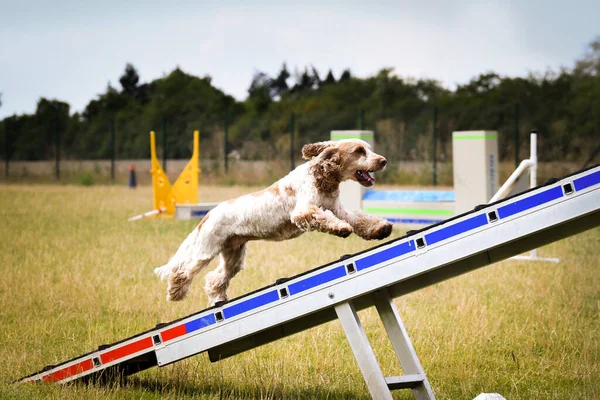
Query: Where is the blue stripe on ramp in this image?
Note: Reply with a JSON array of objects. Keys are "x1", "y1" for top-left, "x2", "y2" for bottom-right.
[
  {"x1": 288, "y1": 266, "x2": 347, "y2": 296},
  {"x1": 574, "y1": 170, "x2": 600, "y2": 191},
  {"x1": 497, "y1": 186, "x2": 563, "y2": 219},
  {"x1": 425, "y1": 214, "x2": 488, "y2": 246},
  {"x1": 355, "y1": 241, "x2": 415, "y2": 271},
  {"x1": 185, "y1": 314, "x2": 217, "y2": 333},
  {"x1": 222, "y1": 290, "x2": 280, "y2": 319}
]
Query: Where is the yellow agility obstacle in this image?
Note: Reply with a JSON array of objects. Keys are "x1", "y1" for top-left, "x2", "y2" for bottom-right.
[{"x1": 150, "y1": 130, "x2": 200, "y2": 215}]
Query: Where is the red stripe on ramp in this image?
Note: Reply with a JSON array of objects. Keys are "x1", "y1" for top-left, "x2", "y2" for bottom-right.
[
  {"x1": 42, "y1": 359, "x2": 94, "y2": 382},
  {"x1": 161, "y1": 324, "x2": 187, "y2": 342},
  {"x1": 100, "y1": 337, "x2": 153, "y2": 364}
]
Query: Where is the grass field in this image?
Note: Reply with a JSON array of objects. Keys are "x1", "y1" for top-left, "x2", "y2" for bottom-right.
[{"x1": 0, "y1": 184, "x2": 598, "y2": 399}]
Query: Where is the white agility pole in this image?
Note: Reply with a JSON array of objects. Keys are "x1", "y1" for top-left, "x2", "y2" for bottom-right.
[
  {"x1": 489, "y1": 131, "x2": 559, "y2": 263},
  {"x1": 128, "y1": 207, "x2": 167, "y2": 222}
]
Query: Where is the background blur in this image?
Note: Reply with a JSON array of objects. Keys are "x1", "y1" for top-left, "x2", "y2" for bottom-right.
[{"x1": 1, "y1": 1, "x2": 599, "y2": 186}]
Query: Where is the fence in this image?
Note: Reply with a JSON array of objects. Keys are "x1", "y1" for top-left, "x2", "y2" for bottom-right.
[{"x1": 0, "y1": 104, "x2": 596, "y2": 186}]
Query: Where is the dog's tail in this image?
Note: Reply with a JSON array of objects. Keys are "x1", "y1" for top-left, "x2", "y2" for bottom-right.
[
  {"x1": 154, "y1": 262, "x2": 175, "y2": 280},
  {"x1": 154, "y1": 226, "x2": 202, "y2": 280}
]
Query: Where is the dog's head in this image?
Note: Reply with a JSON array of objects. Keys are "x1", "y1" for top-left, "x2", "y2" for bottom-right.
[{"x1": 302, "y1": 139, "x2": 387, "y2": 188}]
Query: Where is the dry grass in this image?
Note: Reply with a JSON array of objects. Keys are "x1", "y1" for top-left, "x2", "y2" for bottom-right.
[{"x1": 0, "y1": 184, "x2": 598, "y2": 399}]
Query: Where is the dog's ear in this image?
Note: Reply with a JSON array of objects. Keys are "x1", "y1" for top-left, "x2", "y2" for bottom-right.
[
  {"x1": 319, "y1": 147, "x2": 340, "y2": 164},
  {"x1": 302, "y1": 141, "x2": 335, "y2": 160},
  {"x1": 319, "y1": 147, "x2": 342, "y2": 178},
  {"x1": 310, "y1": 147, "x2": 342, "y2": 191}
]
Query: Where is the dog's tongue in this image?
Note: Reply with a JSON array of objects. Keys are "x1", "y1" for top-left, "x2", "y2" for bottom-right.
[
  {"x1": 366, "y1": 171, "x2": 375, "y2": 183},
  {"x1": 358, "y1": 170, "x2": 376, "y2": 184}
]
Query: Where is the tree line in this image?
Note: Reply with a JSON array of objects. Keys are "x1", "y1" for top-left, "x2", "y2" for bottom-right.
[{"x1": 1, "y1": 38, "x2": 599, "y2": 165}]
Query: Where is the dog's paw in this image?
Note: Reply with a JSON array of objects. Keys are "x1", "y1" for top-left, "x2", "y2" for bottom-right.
[
  {"x1": 204, "y1": 271, "x2": 230, "y2": 305},
  {"x1": 361, "y1": 221, "x2": 393, "y2": 240},
  {"x1": 208, "y1": 294, "x2": 228, "y2": 306},
  {"x1": 332, "y1": 223, "x2": 353, "y2": 238},
  {"x1": 166, "y1": 290, "x2": 187, "y2": 302},
  {"x1": 166, "y1": 271, "x2": 191, "y2": 301},
  {"x1": 375, "y1": 221, "x2": 393, "y2": 240}
]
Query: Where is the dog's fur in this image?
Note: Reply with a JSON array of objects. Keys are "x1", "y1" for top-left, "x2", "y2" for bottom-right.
[{"x1": 154, "y1": 139, "x2": 393, "y2": 304}]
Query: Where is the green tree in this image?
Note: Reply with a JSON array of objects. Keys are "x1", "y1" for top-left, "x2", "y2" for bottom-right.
[
  {"x1": 311, "y1": 66, "x2": 321, "y2": 88},
  {"x1": 271, "y1": 63, "x2": 290, "y2": 98},
  {"x1": 574, "y1": 37, "x2": 600, "y2": 77},
  {"x1": 247, "y1": 71, "x2": 273, "y2": 113},
  {"x1": 3, "y1": 39, "x2": 600, "y2": 167},
  {"x1": 322, "y1": 70, "x2": 336, "y2": 86},
  {"x1": 339, "y1": 69, "x2": 352, "y2": 81},
  {"x1": 119, "y1": 63, "x2": 140, "y2": 97},
  {"x1": 290, "y1": 66, "x2": 320, "y2": 93},
  {"x1": 566, "y1": 38, "x2": 600, "y2": 160},
  {"x1": 35, "y1": 98, "x2": 70, "y2": 158}
]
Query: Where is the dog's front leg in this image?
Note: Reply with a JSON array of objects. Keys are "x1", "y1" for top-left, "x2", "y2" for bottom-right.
[
  {"x1": 331, "y1": 201, "x2": 393, "y2": 240},
  {"x1": 291, "y1": 204, "x2": 353, "y2": 238}
]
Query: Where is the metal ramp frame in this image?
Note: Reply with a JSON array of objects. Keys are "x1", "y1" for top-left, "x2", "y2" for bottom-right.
[
  {"x1": 335, "y1": 289, "x2": 435, "y2": 399},
  {"x1": 18, "y1": 165, "x2": 600, "y2": 400}
]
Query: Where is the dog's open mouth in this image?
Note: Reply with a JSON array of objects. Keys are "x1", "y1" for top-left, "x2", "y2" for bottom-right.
[{"x1": 356, "y1": 170, "x2": 376, "y2": 187}]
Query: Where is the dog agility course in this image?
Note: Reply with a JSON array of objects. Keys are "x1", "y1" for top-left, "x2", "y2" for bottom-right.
[{"x1": 17, "y1": 164, "x2": 600, "y2": 399}]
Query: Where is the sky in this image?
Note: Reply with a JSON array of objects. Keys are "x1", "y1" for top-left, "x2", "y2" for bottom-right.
[{"x1": 0, "y1": 0, "x2": 598, "y2": 118}]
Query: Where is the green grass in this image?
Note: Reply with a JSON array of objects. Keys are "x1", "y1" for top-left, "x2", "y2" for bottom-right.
[{"x1": 0, "y1": 184, "x2": 598, "y2": 399}]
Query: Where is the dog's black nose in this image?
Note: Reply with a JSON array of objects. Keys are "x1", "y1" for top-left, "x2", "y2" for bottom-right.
[{"x1": 380, "y1": 158, "x2": 387, "y2": 168}]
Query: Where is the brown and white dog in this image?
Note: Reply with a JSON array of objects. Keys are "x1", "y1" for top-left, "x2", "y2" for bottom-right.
[{"x1": 155, "y1": 139, "x2": 393, "y2": 304}]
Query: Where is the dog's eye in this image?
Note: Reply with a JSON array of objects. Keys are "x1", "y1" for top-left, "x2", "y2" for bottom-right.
[{"x1": 354, "y1": 147, "x2": 366, "y2": 156}]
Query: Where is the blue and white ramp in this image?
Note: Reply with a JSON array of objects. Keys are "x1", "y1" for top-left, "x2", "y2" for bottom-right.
[{"x1": 19, "y1": 165, "x2": 600, "y2": 400}]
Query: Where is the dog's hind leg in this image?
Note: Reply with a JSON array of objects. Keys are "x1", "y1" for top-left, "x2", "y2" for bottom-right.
[
  {"x1": 204, "y1": 243, "x2": 247, "y2": 305},
  {"x1": 162, "y1": 213, "x2": 223, "y2": 301},
  {"x1": 167, "y1": 257, "x2": 213, "y2": 301}
]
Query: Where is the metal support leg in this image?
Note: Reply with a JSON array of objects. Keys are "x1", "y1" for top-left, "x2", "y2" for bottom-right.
[
  {"x1": 373, "y1": 288, "x2": 435, "y2": 400},
  {"x1": 334, "y1": 301, "x2": 393, "y2": 400},
  {"x1": 335, "y1": 295, "x2": 435, "y2": 400}
]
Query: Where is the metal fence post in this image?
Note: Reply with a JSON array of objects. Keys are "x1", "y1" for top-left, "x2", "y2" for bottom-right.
[
  {"x1": 55, "y1": 125, "x2": 60, "y2": 180},
  {"x1": 110, "y1": 119, "x2": 115, "y2": 182},
  {"x1": 162, "y1": 117, "x2": 167, "y2": 173},
  {"x1": 224, "y1": 111, "x2": 229, "y2": 173},
  {"x1": 432, "y1": 106, "x2": 438, "y2": 186},
  {"x1": 3, "y1": 122, "x2": 8, "y2": 178},
  {"x1": 359, "y1": 109, "x2": 365, "y2": 130},
  {"x1": 514, "y1": 103, "x2": 520, "y2": 168},
  {"x1": 289, "y1": 113, "x2": 296, "y2": 171}
]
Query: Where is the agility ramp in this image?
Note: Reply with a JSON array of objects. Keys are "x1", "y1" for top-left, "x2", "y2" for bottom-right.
[{"x1": 19, "y1": 165, "x2": 600, "y2": 399}]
